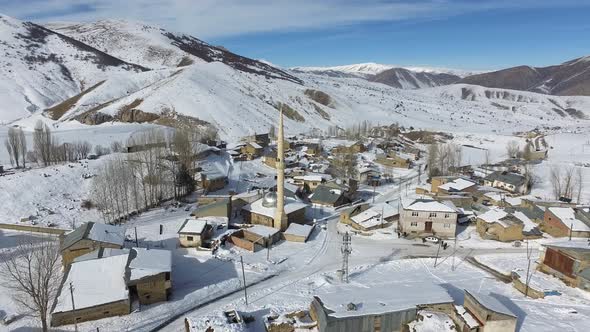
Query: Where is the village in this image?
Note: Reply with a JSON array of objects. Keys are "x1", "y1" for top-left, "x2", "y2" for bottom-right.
[{"x1": 1, "y1": 110, "x2": 590, "y2": 332}]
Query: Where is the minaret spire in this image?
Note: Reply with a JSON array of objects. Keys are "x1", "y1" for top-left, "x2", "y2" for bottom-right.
[{"x1": 274, "y1": 104, "x2": 288, "y2": 230}]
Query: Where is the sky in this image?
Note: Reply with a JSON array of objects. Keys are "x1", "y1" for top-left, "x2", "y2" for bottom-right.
[{"x1": 2, "y1": 0, "x2": 590, "y2": 70}]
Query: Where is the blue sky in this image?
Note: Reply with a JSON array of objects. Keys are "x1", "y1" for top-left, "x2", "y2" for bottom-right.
[{"x1": 3, "y1": 0, "x2": 590, "y2": 70}]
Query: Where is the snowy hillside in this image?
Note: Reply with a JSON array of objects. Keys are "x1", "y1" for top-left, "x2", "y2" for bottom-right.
[
  {"x1": 0, "y1": 14, "x2": 146, "y2": 123},
  {"x1": 46, "y1": 20, "x2": 300, "y2": 83}
]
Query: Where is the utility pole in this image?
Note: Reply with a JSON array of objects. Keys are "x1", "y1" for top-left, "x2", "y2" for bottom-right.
[
  {"x1": 434, "y1": 240, "x2": 442, "y2": 268},
  {"x1": 240, "y1": 256, "x2": 248, "y2": 305},
  {"x1": 135, "y1": 227, "x2": 139, "y2": 247},
  {"x1": 452, "y1": 236, "x2": 457, "y2": 271},
  {"x1": 524, "y1": 240, "x2": 533, "y2": 298},
  {"x1": 570, "y1": 223, "x2": 573, "y2": 241},
  {"x1": 69, "y1": 282, "x2": 78, "y2": 332},
  {"x1": 267, "y1": 235, "x2": 271, "y2": 261},
  {"x1": 372, "y1": 183, "x2": 376, "y2": 203},
  {"x1": 341, "y1": 232, "x2": 352, "y2": 283}
]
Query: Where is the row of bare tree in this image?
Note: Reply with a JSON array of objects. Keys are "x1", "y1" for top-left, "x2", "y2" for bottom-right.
[
  {"x1": 91, "y1": 128, "x2": 204, "y2": 223},
  {"x1": 4, "y1": 121, "x2": 100, "y2": 168},
  {"x1": 550, "y1": 166, "x2": 584, "y2": 202},
  {"x1": 427, "y1": 142, "x2": 463, "y2": 178}
]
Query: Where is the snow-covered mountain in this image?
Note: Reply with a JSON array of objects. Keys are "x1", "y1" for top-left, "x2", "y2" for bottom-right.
[
  {"x1": 46, "y1": 20, "x2": 300, "y2": 83},
  {"x1": 460, "y1": 56, "x2": 590, "y2": 96},
  {"x1": 291, "y1": 62, "x2": 480, "y2": 79},
  {"x1": 0, "y1": 14, "x2": 146, "y2": 123},
  {"x1": 368, "y1": 68, "x2": 460, "y2": 89},
  {"x1": 2, "y1": 15, "x2": 590, "y2": 140}
]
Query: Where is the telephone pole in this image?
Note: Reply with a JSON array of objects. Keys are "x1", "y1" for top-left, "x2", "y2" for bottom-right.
[
  {"x1": 69, "y1": 282, "x2": 78, "y2": 332},
  {"x1": 240, "y1": 256, "x2": 248, "y2": 305},
  {"x1": 341, "y1": 232, "x2": 352, "y2": 283}
]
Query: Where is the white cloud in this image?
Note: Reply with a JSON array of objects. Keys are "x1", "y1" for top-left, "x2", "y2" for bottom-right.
[{"x1": 2, "y1": 0, "x2": 588, "y2": 39}]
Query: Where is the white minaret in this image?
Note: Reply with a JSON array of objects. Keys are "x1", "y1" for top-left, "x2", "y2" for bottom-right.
[{"x1": 274, "y1": 105, "x2": 288, "y2": 230}]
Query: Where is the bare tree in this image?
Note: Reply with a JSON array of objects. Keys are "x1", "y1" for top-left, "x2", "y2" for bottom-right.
[
  {"x1": 550, "y1": 165, "x2": 583, "y2": 200},
  {"x1": 33, "y1": 121, "x2": 53, "y2": 167},
  {"x1": 4, "y1": 127, "x2": 27, "y2": 168},
  {"x1": 576, "y1": 167, "x2": 584, "y2": 204},
  {"x1": 0, "y1": 237, "x2": 62, "y2": 332},
  {"x1": 506, "y1": 140, "x2": 520, "y2": 159},
  {"x1": 110, "y1": 141, "x2": 123, "y2": 153},
  {"x1": 330, "y1": 150, "x2": 358, "y2": 180}
]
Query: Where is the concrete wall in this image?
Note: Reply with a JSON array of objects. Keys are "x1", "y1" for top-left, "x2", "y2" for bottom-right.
[
  {"x1": 400, "y1": 209, "x2": 457, "y2": 238},
  {"x1": 134, "y1": 272, "x2": 171, "y2": 305},
  {"x1": 51, "y1": 299, "x2": 130, "y2": 327},
  {"x1": 61, "y1": 240, "x2": 122, "y2": 266},
  {"x1": 229, "y1": 231, "x2": 259, "y2": 252},
  {"x1": 0, "y1": 223, "x2": 69, "y2": 235}
]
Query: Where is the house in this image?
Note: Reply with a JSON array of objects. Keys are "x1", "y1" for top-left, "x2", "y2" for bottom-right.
[
  {"x1": 51, "y1": 248, "x2": 173, "y2": 326},
  {"x1": 375, "y1": 152, "x2": 412, "y2": 169},
  {"x1": 127, "y1": 248, "x2": 172, "y2": 305},
  {"x1": 543, "y1": 207, "x2": 590, "y2": 238},
  {"x1": 430, "y1": 176, "x2": 456, "y2": 194},
  {"x1": 350, "y1": 203, "x2": 399, "y2": 232},
  {"x1": 292, "y1": 174, "x2": 329, "y2": 192},
  {"x1": 507, "y1": 208, "x2": 543, "y2": 239},
  {"x1": 482, "y1": 192, "x2": 522, "y2": 207},
  {"x1": 60, "y1": 222, "x2": 126, "y2": 266},
  {"x1": 51, "y1": 254, "x2": 131, "y2": 326},
  {"x1": 358, "y1": 167, "x2": 381, "y2": 185},
  {"x1": 200, "y1": 170, "x2": 227, "y2": 192},
  {"x1": 178, "y1": 218, "x2": 214, "y2": 247},
  {"x1": 193, "y1": 195, "x2": 232, "y2": 219},
  {"x1": 437, "y1": 178, "x2": 477, "y2": 195},
  {"x1": 262, "y1": 149, "x2": 279, "y2": 168},
  {"x1": 230, "y1": 225, "x2": 282, "y2": 252},
  {"x1": 243, "y1": 133, "x2": 270, "y2": 148},
  {"x1": 303, "y1": 142, "x2": 322, "y2": 156},
  {"x1": 462, "y1": 290, "x2": 517, "y2": 332},
  {"x1": 476, "y1": 208, "x2": 524, "y2": 242},
  {"x1": 242, "y1": 192, "x2": 307, "y2": 228},
  {"x1": 241, "y1": 141, "x2": 264, "y2": 159},
  {"x1": 309, "y1": 283, "x2": 454, "y2": 332},
  {"x1": 483, "y1": 171, "x2": 529, "y2": 195},
  {"x1": 283, "y1": 223, "x2": 315, "y2": 242},
  {"x1": 400, "y1": 199, "x2": 459, "y2": 238},
  {"x1": 309, "y1": 182, "x2": 351, "y2": 207},
  {"x1": 331, "y1": 141, "x2": 366, "y2": 154},
  {"x1": 538, "y1": 241, "x2": 590, "y2": 290},
  {"x1": 339, "y1": 203, "x2": 370, "y2": 225}
]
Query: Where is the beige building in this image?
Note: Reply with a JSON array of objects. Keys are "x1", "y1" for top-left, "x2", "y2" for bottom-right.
[
  {"x1": 538, "y1": 241, "x2": 590, "y2": 290},
  {"x1": 51, "y1": 254, "x2": 131, "y2": 327},
  {"x1": 463, "y1": 290, "x2": 517, "y2": 332},
  {"x1": 178, "y1": 218, "x2": 214, "y2": 247},
  {"x1": 60, "y1": 222, "x2": 126, "y2": 266},
  {"x1": 476, "y1": 208, "x2": 524, "y2": 242},
  {"x1": 242, "y1": 193, "x2": 307, "y2": 228},
  {"x1": 400, "y1": 199, "x2": 459, "y2": 238},
  {"x1": 127, "y1": 248, "x2": 172, "y2": 305}
]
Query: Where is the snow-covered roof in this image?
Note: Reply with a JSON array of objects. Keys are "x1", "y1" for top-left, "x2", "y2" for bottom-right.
[
  {"x1": 244, "y1": 224, "x2": 280, "y2": 238},
  {"x1": 284, "y1": 223, "x2": 314, "y2": 238},
  {"x1": 477, "y1": 208, "x2": 522, "y2": 228},
  {"x1": 243, "y1": 196, "x2": 307, "y2": 218},
  {"x1": 454, "y1": 305, "x2": 481, "y2": 328},
  {"x1": 511, "y1": 211, "x2": 537, "y2": 232},
  {"x1": 294, "y1": 175, "x2": 325, "y2": 182},
  {"x1": 128, "y1": 248, "x2": 172, "y2": 282},
  {"x1": 249, "y1": 142, "x2": 262, "y2": 149},
  {"x1": 53, "y1": 254, "x2": 129, "y2": 313},
  {"x1": 403, "y1": 199, "x2": 457, "y2": 213},
  {"x1": 483, "y1": 192, "x2": 522, "y2": 206},
  {"x1": 62, "y1": 222, "x2": 126, "y2": 250},
  {"x1": 178, "y1": 218, "x2": 209, "y2": 234},
  {"x1": 438, "y1": 178, "x2": 476, "y2": 192},
  {"x1": 548, "y1": 207, "x2": 590, "y2": 232},
  {"x1": 316, "y1": 283, "x2": 452, "y2": 318},
  {"x1": 465, "y1": 290, "x2": 516, "y2": 318},
  {"x1": 351, "y1": 209, "x2": 382, "y2": 227}
]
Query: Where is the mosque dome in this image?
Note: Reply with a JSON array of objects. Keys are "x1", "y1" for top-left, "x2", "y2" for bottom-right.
[{"x1": 261, "y1": 192, "x2": 278, "y2": 208}]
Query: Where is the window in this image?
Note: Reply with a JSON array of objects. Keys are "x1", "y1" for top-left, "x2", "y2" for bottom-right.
[
  {"x1": 444, "y1": 213, "x2": 450, "y2": 218},
  {"x1": 429, "y1": 212, "x2": 437, "y2": 218},
  {"x1": 104, "y1": 311, "x2": 110, "y2": 315},
  {"x1": 411, "y1": 222, "x2": 418, "y2": 227},
  {"x1": 411, "y1": 211, "x2": 419, "y2": 217},
  {"x1": 444, "y1": 223, "x2": 451, "y2": 228},
  {"x1": 187, "y1": 236, "x2": 194, "y2": 241}
]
